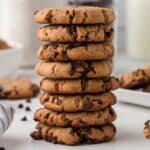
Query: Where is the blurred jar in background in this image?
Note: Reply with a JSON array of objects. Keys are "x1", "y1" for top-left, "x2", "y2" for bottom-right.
[
  {"x1": 126, "y1": 0, "x2": 150, "y2": 60},
  {"x1": 1, "y1": 0, "x2": 66, "y2": 67}
]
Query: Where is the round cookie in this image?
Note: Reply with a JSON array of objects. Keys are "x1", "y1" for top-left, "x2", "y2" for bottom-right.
[
  {"x1": 35, "y1": 60, "x2": 112, "y2": 79},
  {"x1": 34, "y1": 107, "x2": 116, "y2": 127},
  {"x1": 40, "y1": 92, "x2": 116, "y2": 112},
  {"x1": 0, "y1": 78, "x2": 39, "y2": 99},
  {"x1": 38, "y1": 43, "x2": 114, "y2": 61},
  {"x1": 34, "y1": 6, "x2": 115, "y2": 24},
  {"x1": 37, "y1": 25, "x2": 114, "y2": 42},
  {"x1": 31, "y1": 123, "x2": 116, "y2": 145},
  {"x1": 119, "y1": 65, "x2": 150, "y2": 89},
  {"x1": 40, "y1": 77, "x2": 120, "y2": 94},
  {"x1": 144, "y1": 120, "x2": 150, "y2": 139}
]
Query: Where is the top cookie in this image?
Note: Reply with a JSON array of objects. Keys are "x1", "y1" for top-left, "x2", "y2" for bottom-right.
[{"x1": 34, "y1": 6, "x2": 115, "y2": 25}]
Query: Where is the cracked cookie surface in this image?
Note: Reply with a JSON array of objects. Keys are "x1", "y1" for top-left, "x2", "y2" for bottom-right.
[
  {"x1": 40, "y1": 77, "x2": 120, "y2": 94},
  {"x1": 0, "y1": 78, "x2": 39, "y2": 99},
  {"x1": 119, "y1": 65, "x2": 150, "y2": 89},
  {"x1": 40, "y1": 92, "x2": 116, "y2": 112},
  {"x1": 38, "y1": 43, "x2": 114, "y2": 61},
  {"x1": 35, "y1": 60, "x2": 112, "y2": 79},
  {"x1": 34, "y1": 6, "x2": 115, "y2": 24},
  {"x1": 31, "y1": 123, "x2": 116, "y2": 145},
  {"x1": 37, "y1": 25, "x2": 114, "y2": 42},
  {"x1": 34, "y1": 107, "x2": 116, "y2": 127}
]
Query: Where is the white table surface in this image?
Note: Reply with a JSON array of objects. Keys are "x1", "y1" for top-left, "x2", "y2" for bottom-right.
[
  {"x1": 0, "y1": 69, "x2": 150, "y2": 150},
  {"x1": 0, "y1": 97, "x2": 150, "y2": 150}
]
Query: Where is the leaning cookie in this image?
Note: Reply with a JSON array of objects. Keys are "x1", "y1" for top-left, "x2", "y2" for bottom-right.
[
  {"x1": 119, "y1": 65, "x2": 150, "y2": 89},
  {"x1": 40, "y1": 92, "x2": 116, "y2": 112},
  {"x1": 34, "y1": 6, "x2": 115, "y2": 25},
  {"x1": 40, "y1": 77, "x2": 120, "y2": 94},
  {"x1": 34, "y1": 107, "x2": 116, "y2": 127},
  {"x1": 37, "y1": 25, "x2": 114, "y2": 42},
  {"x1": 144, "y1": 120, "x2": 150, "y2": 139},
  {"x1": 35, "y1": 60, "x2": 112, "y2": 79},
  {"x1": 31, "y1": 123, "x2": 116, "y2": 145},
  {"x1": 37, "y1": 43, "x2": 114, "y2": 61},
  {"x1": 0, "y1": 78, "x2": 39, "y2": 99}
]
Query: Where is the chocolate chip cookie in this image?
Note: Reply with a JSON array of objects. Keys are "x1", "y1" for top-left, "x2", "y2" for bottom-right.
[
  {"x1": 119, "y1": 65, "x2": 150, "y2": 89},
  {"x1": 31, "y1": 123, "x2": 116, "y2": 145},
  {"x1": 35, "y1": 60, "x2": 112, "y2": 79},
  {"x1": 0, "y1": 78, "x2": 39, "y2": 99},
  {"x1": 38, "y1": 43, "x2": 114, "y2": 61},
  {"x1": 34, "y1": 6, "x2": 115, "y2": 25},
  {"x1": 40, "y1": 92, "x2": 116, "y2": 112},
  {"x1": 34, "y1": 107, "x2": 116, "y2": 127},
  {"x1": 37, "y1": 25, "x2": 114, "y2": 42},
  {"x1": 40, "y1": 77, "x2": 120, "y2": 94},
  {"x1": 144, "y1": 120, "x2": 150, "y2": 139}
]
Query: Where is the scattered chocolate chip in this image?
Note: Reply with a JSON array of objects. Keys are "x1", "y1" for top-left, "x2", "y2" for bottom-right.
[
  {"x1": 0, "y1": 147, "x2": 5, "y2": 150},
  {"x1": 26, "y1": 98, "x2": 31, "y2": 103},
  {"x1": 0, "y1": 85, "x2": 4, "y2": 92},
  {"x1": 145, "y1": 120, "x2": 150, "y2": 126},
  {"x1": 18, "y1": 103, "x2": 24, "y2": 109},
  {"x1": 25, "y1": 106, "x2": 31, "y2": 112},
  {"x1": 21, "y1": 116, "x2": 28, "y2": 121}
]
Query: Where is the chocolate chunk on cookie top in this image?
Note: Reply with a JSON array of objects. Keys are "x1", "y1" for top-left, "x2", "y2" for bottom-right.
[
  {"x1": 0, "y1": 78, "x2": 39, "y2": 99},
  {"x1": 34, "y1": 6, "x2": 115, "y2": 24},
  {"x1": 35, "y1": 60, "x2": 112, "y2": 79},
  {"x1": 37, "y1": 25, "x2": 114, "y2": 42}
]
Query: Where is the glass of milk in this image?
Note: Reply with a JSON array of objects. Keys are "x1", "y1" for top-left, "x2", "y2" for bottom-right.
[
  {"x1": 126, "y1": 0, "x2": 150, "y2": 60},
  {"x1": 1, "y1": 0, "x2": 66, "y2": 67}
]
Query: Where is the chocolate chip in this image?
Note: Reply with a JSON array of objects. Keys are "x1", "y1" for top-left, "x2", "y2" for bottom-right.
[
  {"x1": 83, "y1": 98, "x2": 93, "y2": 110},
  {"x1": 18, "y1": 103, "x2": 24, "y2": 109},
  {"x1": 0, "y1": 148, "x2": 5, "y2": 150},
  {"x1": 0, "y1": 85, "x2": 4, "y2": 92},
  {"x1": 81, "y1": 79, "x2": 87, "y2": 92},
  {"x1": 25, "y1": 106, "x2": 31, "y2": 112},
  {"x1": 21, "y1": 116, "x2": 27, "y2": 121},
  {"x1": 54, "y1": 51, "x2": 59, "y2": 61},
  {"x1": 56, "y1": 97, "x2": 63, "y2": 105},
  {"x1": 30, "y1": 131, "x2": 42, "y2": 140},
  {"x1": 34, "y1": 10, "x2": 39, "y2": 15},
  {"x1": 145, "y1": 120, "x2": 150, "y2": 126},
  {"x1": 26, "y1": 98, "x2": 31, "y2": 103}
]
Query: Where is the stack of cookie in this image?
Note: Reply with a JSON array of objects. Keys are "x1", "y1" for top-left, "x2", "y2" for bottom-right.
[{"x1": 31, "y1": 6, "x2": 120, "y2": 145}]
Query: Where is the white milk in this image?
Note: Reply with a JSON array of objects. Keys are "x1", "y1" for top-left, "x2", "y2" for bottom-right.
[
  {"x1": 1, "y1": 0, "x2": 66, "y2": 67},
  {"x1": 126, "y1": 0, "x2": 150, "y2": 60}
]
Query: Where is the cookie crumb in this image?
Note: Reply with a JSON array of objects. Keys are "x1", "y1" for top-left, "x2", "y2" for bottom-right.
[
  {"x1": 0, "y1": 147, "x2": 5, "y2": 150},
  {"x1": 21, "y1": 116, "x2": 28, "y2": 121},
  {"x1": 26, "y1": 98, "x2": 31, "y2": 103},
  {"x1": 18, "y1": 103, "x2": 24, "y2": 109},
  {"x1": 25, "y1": 106, "x2": 31, "y2": 112}
]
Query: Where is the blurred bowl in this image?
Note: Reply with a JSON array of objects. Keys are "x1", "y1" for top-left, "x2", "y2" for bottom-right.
[{"x1": 0, "y1": 41, "x2": 23, "y2": 77}]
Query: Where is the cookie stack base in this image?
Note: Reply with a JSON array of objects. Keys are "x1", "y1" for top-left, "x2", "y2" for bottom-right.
[{"x1": 31, "y1": 123, "x2": 116, "y2": 145}]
